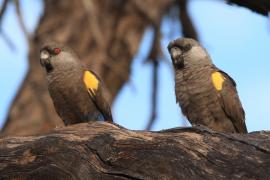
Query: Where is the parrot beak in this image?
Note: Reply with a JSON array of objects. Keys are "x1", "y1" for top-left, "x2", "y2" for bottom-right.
[
  {"x1": 170, "y1": 47, "x2": 182, "y2": 59},
  {"x1": 40, "y1": 50, "x2": 50, "y2": 66},
  {"x1": 169, "y1": 46, "x2": 184, "y2": 67},
  {"x1": 40, "y1": 50, "x2": 53, "y2": 73}
]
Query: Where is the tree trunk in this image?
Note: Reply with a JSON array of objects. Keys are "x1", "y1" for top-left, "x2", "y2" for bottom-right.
[{"x1": 0, "y1": 122, "x2": 270, "y2": 179}]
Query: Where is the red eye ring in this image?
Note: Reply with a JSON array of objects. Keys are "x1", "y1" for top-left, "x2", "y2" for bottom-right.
[{"x1": 54, "y1": 48, "x2": 61, "y2": 55}]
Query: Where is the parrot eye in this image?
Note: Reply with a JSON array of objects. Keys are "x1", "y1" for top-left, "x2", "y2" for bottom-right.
[
  {"x1": 182, "y1": 44, "x2": 191, "y2": 52},
  {"x1": 53, "y1": 48, "x2": 61, "y2": 55}
]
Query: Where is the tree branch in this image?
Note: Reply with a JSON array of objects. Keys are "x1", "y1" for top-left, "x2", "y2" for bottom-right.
[
  {"x1": 145, "y1": 27, "x2": 161, "y2": 130},
  {"x1": 14, "y1": 0, "x2": 30, "y2": 43},
  {"x1": 0, "y1": 0, "x2": 16, "y2": 50},
  {"x1": 0, "y1": 29, "x2": 16, "y2": 50},
  {"x1": 0, "y1": 0, "x2": 8, "y2": 25},
  {"x1": 227, "y1": 0, "x2": 270, "y2": 16},
  {"x1": 81, "y1": 0, "x2": 105, "y2": 49},
  {"x1": 178, "y1": 0, "x2": 199, "y2": 40},
  {"x1": 0, "y1": 122, "x2": 270, "y2": 179}
]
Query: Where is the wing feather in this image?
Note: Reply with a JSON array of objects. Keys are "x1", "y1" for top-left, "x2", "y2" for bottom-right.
[
  {"x1": 213, "y1": 68, "x2": 247, "y2": 133},
  {"x1": 83, "y1": 70, "x2": 113, "y2": 122}
]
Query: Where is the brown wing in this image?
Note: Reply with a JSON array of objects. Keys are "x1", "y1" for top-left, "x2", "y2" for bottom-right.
[
  {"x1": 88, "y1": 88, "x2": 114, "y2": 123},
  {"x1": 215, "y1": 68, "x2": 247, "y2": 133},
  {"x1": 84, "y1": 70, "x2": 113, "y2": 123}
]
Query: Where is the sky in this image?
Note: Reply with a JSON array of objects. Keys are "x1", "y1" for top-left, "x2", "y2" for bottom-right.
[{"x1": 0, "y1": 0, "x2": 270, "y2": 132}]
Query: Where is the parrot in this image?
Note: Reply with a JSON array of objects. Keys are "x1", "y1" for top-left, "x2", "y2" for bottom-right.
[
  {"x1": 40, "y1": 42, "x2": 113, "y2": 125},
  {"x1": 168, "y1": 38, "x2": 247, "y2": 133}
]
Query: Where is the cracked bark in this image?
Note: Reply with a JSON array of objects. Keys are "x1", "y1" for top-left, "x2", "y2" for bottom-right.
[{"x1": 1, "y1": 122, "x2": 270, "y2": 179}]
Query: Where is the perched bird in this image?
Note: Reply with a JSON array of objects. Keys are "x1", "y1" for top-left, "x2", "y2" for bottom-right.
[
  {"x1": 168, "y1": 38, "x2": 247, "y2": 133},
  {"x1": 40, "y1": 42, "x2": 113, "y2": 125}
]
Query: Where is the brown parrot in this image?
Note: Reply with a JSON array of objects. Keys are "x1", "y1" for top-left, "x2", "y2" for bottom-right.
[
  {"x1": 168, "y1": 38, "x2": 247, "y2": 133},
  {"x1": 40, "y1": 42, "x2": 113, "y2": 125}
]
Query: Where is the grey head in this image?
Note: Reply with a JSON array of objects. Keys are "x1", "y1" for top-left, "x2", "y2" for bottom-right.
[
  {"x1": 167, "y1": 38, "x2": 212, "y2": 69},
  {"x1": 40, "y1": 42, "x2": 82, "y2": 74}
]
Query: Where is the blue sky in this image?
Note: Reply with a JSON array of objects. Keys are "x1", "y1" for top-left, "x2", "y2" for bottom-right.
[
  {"x1": 0, "y1": 0, "x2": 270, "y2": 132},
  {"x1": 0, "y1": 0, "x2": 43, "y2": 128}
]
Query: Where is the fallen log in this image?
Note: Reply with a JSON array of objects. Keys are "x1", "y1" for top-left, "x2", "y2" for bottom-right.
[{"x1": 0, "y1": 122, "x2": 270, "y2": 179}]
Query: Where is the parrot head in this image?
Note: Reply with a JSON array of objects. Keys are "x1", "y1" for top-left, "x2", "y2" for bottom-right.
[
  {"x1": 167, "y1": 38, "x2": 211, "y2": 69},
  {"x1": 40, "y1": 42, "x2": 80, "y2": 73}
]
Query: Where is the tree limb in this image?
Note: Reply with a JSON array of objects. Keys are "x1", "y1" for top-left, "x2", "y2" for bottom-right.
[
  {"x1": 178, "y1": 0, "x2": 199, "y2": 40},
  {"x1": 0, "y1": 0, "x2": 8, "y2": 25},
  {"x1": 81, "y1": 0, "x2": 105, "y2": 49},
  {"x1": 0, "y1": 29, "x2": 16, "y2": 50},
  {"x1": 227, "y1": 0, "x2": 270, "y2": 16},
  {"x1": 0, "y1": 122, "x2": 270, "y2": 179},
  {"x1": 14, "y1": 0, "x2": 30, "y2": 43},
  {"x1": 0, "y1": 0, "x2": 16, "y2": 50},
  {"x1": 145, "y1": 27, "x2": 161, "y2": 131}
]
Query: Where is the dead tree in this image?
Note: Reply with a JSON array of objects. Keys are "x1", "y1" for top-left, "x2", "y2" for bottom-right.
[{"x1": 0, "y1": 122, "x2": 270, "y2": 179}]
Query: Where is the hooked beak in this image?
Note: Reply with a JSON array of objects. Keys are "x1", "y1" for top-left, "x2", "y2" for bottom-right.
[
  {"x1": 40, "y1": 50, "x2": 50, "y2": 66},
  {"x1": 170, "y1": 47, "x2": 182, "y2": 59},
  {"x1": 169, "y1": 46, "x2": 184, "y2": 68},
  {"x1": 40, "y1": 50, "x2": 53, "y2": 73}
]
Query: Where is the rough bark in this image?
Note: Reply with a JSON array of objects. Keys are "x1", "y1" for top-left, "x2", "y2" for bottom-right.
[{"x1": 0, "y1": 122, "x2": 270, "y2": 179}]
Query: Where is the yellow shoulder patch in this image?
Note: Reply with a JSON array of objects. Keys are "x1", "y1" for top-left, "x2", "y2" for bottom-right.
[
  {"x1": 83, "y1": 71, "x2": 99, "y2": 95},
  {"x1": 211, "y1": 71, "x2": 226, "y2": 91}
]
